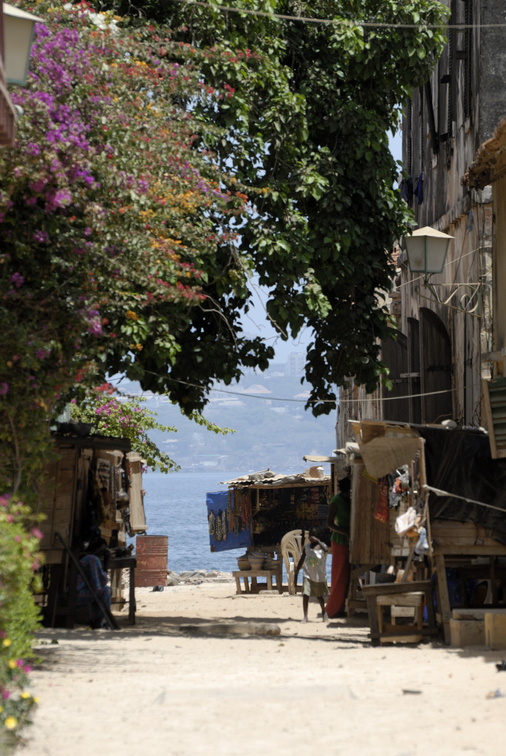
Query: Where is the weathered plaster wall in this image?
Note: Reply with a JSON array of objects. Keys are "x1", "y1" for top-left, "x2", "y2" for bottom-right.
[
  {"x1": 398, "y1": 0, "x2": 498, "y2": 426},
  {"x1": 479, "y1": 1, "x2": 506, "y2": 140}
]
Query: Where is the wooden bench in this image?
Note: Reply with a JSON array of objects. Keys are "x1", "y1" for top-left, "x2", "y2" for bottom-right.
[{"x1": 232, "y1": 566, "x2": 283, "y2": 594}]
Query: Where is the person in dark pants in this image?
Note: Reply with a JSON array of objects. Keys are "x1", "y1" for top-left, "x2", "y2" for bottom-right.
[{"x1": 325, "y1": 477, "x2": 351, "y2": 619}]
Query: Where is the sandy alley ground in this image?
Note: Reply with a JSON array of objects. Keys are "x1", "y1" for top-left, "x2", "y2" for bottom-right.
[{"x1": 15, "y1": 577, "x2": 506, "y2": 756}]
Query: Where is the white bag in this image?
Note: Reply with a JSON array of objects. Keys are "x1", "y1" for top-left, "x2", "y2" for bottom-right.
[{"x1": 395, "y1": 506, "x2": 418, "y2": 536}]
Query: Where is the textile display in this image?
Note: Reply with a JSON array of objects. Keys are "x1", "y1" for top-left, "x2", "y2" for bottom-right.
[
  {"x1": 252, "y1": 485, "x2": 330, "y2": 545},
  {"x1": 126, "y1": 453, "x2": 147, "y2": 534},
  {"x1": 206, "y1": 490, "x2": 252, "y2": 552},
  {"x1": 373, "y1": 477, "x2": 389, "y2": 523}
]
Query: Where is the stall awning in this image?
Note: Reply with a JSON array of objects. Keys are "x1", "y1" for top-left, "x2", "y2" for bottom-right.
[
  {"x1": 53, "y1": 432, "x2": 132, "y2": 452},
  {"x1": 350, "y1": 420, "x2": 421, "y2": 479}
]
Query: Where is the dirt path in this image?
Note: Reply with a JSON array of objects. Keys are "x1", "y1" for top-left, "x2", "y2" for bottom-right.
[{"x1": 16, "y1": 580, "x2": 506, "y2": 756}]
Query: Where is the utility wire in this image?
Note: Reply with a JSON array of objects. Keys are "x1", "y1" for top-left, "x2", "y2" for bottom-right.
[
  {"x1": 172, "y1": 0, "x2": 506, "y2": 30},
  {"x1": 113, "y1": 374, "x2": 454, "y2": 405},
  {"x1": 202, "y1": 383, "x2": 454, "y2": 404}
]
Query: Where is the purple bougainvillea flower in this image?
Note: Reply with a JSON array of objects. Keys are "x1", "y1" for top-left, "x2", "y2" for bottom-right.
[
  {"x1": 33, "y1": 230, "x2": 49, "y2": 243},
  {"x1": 10, "y1": 273, "x2": 24, "y2": 288}
]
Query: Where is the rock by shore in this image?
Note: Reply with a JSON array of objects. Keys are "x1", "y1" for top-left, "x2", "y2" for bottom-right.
[{"x1": 166, "y1": 569, "x2": 233, "y2": 586}]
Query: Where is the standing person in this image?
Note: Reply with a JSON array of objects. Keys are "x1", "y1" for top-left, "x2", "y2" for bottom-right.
[
  {"x1": 326, "y1": 476, "x2": 351, "y2": 619},
  {"x1": 295, "y1": 528, "x2": 329, "y2": 623}
]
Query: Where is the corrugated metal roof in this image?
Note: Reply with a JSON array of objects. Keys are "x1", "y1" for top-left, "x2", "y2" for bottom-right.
[{"x1": 220, "y1": 468, "x2": 331, "y2": 487}]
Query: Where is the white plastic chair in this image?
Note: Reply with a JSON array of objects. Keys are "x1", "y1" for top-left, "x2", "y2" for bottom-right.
[{"x1": 280, "y1": 529, "x2": 308, "y2": 594}]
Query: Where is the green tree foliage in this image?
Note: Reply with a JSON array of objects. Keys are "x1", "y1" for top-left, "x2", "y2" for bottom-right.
[
  {"x1": 97, "y1": 0, "x2": 448, "y2": 413},
  {"x1": 0, "y1": 2, "x2": 446, "y2": 718}
]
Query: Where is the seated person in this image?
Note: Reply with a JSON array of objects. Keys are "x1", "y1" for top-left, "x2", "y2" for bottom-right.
[{"x1": 75, "y1": 537, "x2": 112, "y2": 629}]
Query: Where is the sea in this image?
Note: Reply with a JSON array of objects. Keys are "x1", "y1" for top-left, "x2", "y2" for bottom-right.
[{"x1": 137, "y1": 470, "x2": 245, "y2": 574}]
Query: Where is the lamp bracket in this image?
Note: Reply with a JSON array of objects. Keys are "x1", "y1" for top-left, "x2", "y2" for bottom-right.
[{"x1": 416, "y1": 276, "x2": 487, "y2": 317}]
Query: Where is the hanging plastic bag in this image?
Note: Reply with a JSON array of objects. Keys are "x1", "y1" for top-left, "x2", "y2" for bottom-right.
[
  {"x1": 394, "y1": 506, "x2": 418, "y2": 535},
  {"x1": 415, "y1": 526, "x2": 429, "y2": 555}
]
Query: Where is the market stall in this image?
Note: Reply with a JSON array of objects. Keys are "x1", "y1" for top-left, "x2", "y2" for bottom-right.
[
  {"x1": 348, "y1": 419, "x2": 506, "y2": 644},
  {"x1": 206, "y1": 467, "x2": 333, "y2": 592},
  {"x1": 36, "y1": 425, "x2": 147, "y2": 627}
]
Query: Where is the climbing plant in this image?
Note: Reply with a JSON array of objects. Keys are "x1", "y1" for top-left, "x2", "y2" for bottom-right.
[
  {"x1": 0, "y1": 1, "x2": 264, "y2": 495},
  {"x1": 0, "y1": 4, "x2": 252, "y2": 737}
]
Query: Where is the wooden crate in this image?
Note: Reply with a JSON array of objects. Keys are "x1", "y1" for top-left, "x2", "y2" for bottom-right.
[
  {"x1": 485, "y1": 612, "x2": 506, "y2": 649},
  {"x1": 449, "y1": 618, "x2": 485, "y2": 647}
]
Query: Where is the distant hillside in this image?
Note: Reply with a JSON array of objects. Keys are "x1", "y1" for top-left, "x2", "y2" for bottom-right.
[{"x1": 115, "y1": 355, "x2": 337, "y2": 473}]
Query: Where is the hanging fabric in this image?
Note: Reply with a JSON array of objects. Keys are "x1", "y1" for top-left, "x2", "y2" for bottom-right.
[
  {"x1": 206, "y1": 490, "x2": 252, "y2": 552},
  {"x1": 414, "y1": 172, "x2": 424, "y2": 204},
  {"x1": 373, "y1": 477, "x2": 390, "y2": 523}
]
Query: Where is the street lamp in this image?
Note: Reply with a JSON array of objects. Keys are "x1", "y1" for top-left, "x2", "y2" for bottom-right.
[
  {"x1": 404, "y1": 226, "x2": 485, "y2": 316},
  {"x1": 3, "y1": 2, "x2": 44, "y2": 86},
  {"x1": 404, "y1": 226, "x2": 454, "y2": 274}
]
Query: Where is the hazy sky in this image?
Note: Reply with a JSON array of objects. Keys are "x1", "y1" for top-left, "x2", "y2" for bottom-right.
[
  {"x1": 242, "y1": 282, "x2": 310, "y2": 361},
  {"x1": 390, "y1": 129, "x2": 402, "y2": 163}
]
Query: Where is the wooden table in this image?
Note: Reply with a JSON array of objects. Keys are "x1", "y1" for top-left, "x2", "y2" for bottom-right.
[
  {"x1": 361, "y1": 580, "x2": 438, "y2": 645},
  {"x1": 431, "y1": 520, "x2": 506, "y2": 643}
]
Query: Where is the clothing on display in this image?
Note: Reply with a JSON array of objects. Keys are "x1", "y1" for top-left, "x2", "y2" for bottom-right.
[{"x1": 206, "y1": 490, "x2": 252, "y2": 552}]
